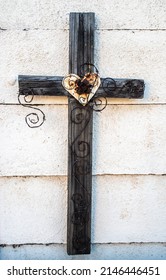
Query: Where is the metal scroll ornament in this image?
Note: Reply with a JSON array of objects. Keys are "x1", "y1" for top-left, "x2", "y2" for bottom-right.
[
  {"x1": 62, "y1": 63, "x2": 101, "y2": 106},
  {"x1": 18, "y1": 89, "x2": 46, "y2": 128},
  {"x1": 18, "y1": 63, "x2": 109, "y2": 129},
  {"x1": 70, "y1": 106, "x2": 92, "y2": 253}
]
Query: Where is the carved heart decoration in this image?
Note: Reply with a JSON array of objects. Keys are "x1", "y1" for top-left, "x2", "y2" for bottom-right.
[{"x1": 62, "y1": 73, "x2": 101, "y2": 106}]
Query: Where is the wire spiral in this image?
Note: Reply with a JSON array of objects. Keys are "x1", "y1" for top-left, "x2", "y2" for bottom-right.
[
  {"x1": 67, "y1": 64, "x2": 108, "y2": 253},
  {"x1": 18, "y1": 89, "x2": 46, "y2": 128}
]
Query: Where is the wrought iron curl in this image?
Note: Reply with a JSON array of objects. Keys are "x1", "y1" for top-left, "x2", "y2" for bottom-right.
[
  {"x1": 72, "y1": 231, "x2": 90, "y2": 253},
  {"x1": 69, "y1": 64, "x2": 108, "y2": 252},
  {"x1": 71, "y1": 193, "x2": 90, "y2": 209},
  {"x1": 62, "y1": 74, "x2": 78, "y2": 91},
  {"x1": 120, "y1": 79, "x2": 144, "y2": 98},
  {"x1": 73, "y1": 159, "x2": 91, "y2": 176},
  {"x1": 67, "y1": 63, "x2": 109, "y2": 252},
  {"x1": 79, "y1": 64, "x2": 109, "y2": 112},
  {"x1": 90, "y1": 96, "x2": 108, "y2": 112},
  {"x1": 71, "y1": 107, "x2": 92, "y2": 158},
  {"x1": 71, "y1": 107, "x2": 90, "y2": 124},
  {"x1": 71, "y1": 192, "x2": 90, "y2": 229},
  {"x1": 80, "y1": 62, "x2": 99, "y2": 76},
  {"x1": 18, "y1": 89, "x2": 46, "y2": 128},
  {"x1": 71, "y1": 208, "x2": 90, "y2": 226},
  {"x1": 70, "y1": 104, "x2": 92, "y2": 251},
  {"x1": 63, "y1": 63, "x2": 102, "y2": 107},
  {"x1": 102, "y1": 77, "x2": 117, "y2": 95}
]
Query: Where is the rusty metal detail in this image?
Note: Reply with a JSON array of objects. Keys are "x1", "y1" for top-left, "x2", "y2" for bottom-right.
[
  {"x1": 102, "y1": 77, "x2": 145, "y2": 98},
  {"x1": 62, "y1": 63, "x2": 101, "y2": 106}
]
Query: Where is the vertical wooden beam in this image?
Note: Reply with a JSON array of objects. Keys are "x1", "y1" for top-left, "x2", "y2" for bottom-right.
[{"x1": 67, "y1": 13, "x2": 95, "y2": 255}]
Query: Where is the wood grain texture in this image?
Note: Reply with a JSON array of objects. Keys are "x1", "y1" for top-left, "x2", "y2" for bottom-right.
[
  {"x1": 18, "y1": 75, "x2": 67, "y2": 96},
  {"x1": 18, "y1": 75, "x2": 144, "y2": 99},
  {"x1": 67, "y1": 13, "x2": 94, "y2": 255}
]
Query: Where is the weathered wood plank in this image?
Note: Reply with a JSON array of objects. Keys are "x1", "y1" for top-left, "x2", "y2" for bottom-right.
[
  {"x1": 18, "y1": 75, "x2": 67, "y2": 96},
  {"x1": 18, "y1": 75, "x2": 144, "y2": 99},
  {"x1": 67, "y1": 13, "x2": 94, "y2": 255}
]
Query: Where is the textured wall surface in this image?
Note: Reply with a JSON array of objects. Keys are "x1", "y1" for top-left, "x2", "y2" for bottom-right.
[
  {"x1": 0, "y1": 176, "x2": 166, "y2": 244},
  {"x1": 0, "y1": 0, "x2": 166, "y2": 259}
]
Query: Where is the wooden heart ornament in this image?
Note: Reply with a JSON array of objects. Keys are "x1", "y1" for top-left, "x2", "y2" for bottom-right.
[{"x1": 62, "y1": 73, "x2": 101, "y2": 106}]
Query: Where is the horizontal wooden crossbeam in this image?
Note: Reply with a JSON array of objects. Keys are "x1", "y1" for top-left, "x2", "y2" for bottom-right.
[{"x1": 18, "y1": 75, "x2": 144, "y2": 99}]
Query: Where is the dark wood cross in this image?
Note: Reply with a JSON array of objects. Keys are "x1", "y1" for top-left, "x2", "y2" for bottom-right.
[{"x1": 18, "y1": 13, "x2": 145, "y2": 255}]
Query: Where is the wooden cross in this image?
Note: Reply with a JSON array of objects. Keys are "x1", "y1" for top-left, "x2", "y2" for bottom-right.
[{"x1": 18, "y1": 13, "x2": 145, "y2": 255}]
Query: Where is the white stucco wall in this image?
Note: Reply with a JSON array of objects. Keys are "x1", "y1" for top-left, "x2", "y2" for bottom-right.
[{"x1": 0, "y1": 0, "x2": 166, "y2": 260}]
